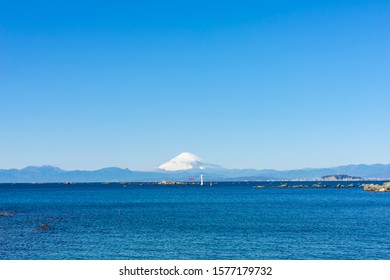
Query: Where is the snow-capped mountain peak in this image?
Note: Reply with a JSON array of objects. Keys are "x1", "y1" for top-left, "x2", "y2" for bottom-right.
[{"x1": 158, "y1": 152, "x2": 219, "y2": 171}]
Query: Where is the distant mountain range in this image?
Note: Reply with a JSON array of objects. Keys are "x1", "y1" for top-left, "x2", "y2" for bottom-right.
[{"x1": 1, "y1": 152, "x2": 390, "y2": 183}]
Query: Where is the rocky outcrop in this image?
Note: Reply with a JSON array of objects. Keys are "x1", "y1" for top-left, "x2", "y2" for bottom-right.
[
  {"x1": 38, "y1": 224, "x2": 51, "y2": 230},
  {"x1": 362, "y1": 182, "x2": 390, "y2": 192},
  {"x1": 271, "y1": 183, "x2": 355, "y2": 189}
]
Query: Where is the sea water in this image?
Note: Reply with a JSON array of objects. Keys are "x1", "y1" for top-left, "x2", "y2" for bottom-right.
[{"x1": 0, "y1": 182, "x2": 389, "y2": 259}]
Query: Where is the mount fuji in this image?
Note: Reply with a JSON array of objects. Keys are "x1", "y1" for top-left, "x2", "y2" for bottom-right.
[{"x1": 158, "y1": 152, "x2": 222, "y2": 171}]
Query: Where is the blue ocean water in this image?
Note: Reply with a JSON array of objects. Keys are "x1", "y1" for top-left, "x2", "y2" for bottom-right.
[{"x1": 0, "y1": 182, "x2": 389, "y2": 260}]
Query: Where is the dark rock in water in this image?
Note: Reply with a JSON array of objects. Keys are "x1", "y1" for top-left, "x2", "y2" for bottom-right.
[
  {"x1": 313, "y1": 183, "x2": 326, "y2": 188},
  {"x1": 38, "y1": 224, "x2": 51, "y2": 230},
  {"x1": 0, "y1": 212, "x2": 15, "y2": 217},
  {"x1": 362, "y1": 182, "x2": 390, "y2": 192}
]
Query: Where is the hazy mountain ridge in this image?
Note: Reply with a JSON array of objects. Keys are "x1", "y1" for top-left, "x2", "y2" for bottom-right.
[
  {"x1": 0, "y1": 166, "x2": 163, "y2": 183},
  {"x1": 1, "y1": 163, "x2": 390, "y2": 183}
]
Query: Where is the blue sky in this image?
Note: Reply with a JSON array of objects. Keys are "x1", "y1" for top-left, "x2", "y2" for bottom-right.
[{"x1": 1, "y1": 0, "x2": 389, "y2": 170}]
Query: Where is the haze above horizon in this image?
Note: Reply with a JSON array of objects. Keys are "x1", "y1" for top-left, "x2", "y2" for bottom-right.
[{"x1": 1, "y1": 0, "x2": 389, "y2": 171}]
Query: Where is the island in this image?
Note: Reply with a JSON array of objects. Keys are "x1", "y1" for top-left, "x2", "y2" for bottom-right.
[{"x1": 320, "y1": 174, "x2": 362, "y2": 181}]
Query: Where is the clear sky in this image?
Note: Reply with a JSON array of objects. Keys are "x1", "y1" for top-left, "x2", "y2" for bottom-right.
[{"x1": 1, "y1": 0, "x2": 389, "y2": 171}]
